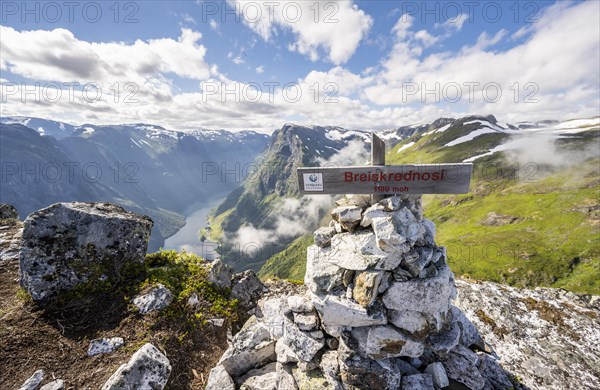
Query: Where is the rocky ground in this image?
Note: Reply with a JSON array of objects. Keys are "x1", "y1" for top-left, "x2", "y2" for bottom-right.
[
  {"x1": 1, "y1": 199, "x2": 599, "y2": 390},
  {"x1": 455, "y1": 279, "x2": 600, "y2": 390}
]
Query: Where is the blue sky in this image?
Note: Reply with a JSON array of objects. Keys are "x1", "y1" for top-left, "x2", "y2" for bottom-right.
[{"x1": 1, "y1": 1, "x2": 598, "y2": 132}]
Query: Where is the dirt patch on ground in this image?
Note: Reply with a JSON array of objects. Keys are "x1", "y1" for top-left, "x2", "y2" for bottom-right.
[{"x1": 0, "y1": 222, "x2": 238, "y2": 390}]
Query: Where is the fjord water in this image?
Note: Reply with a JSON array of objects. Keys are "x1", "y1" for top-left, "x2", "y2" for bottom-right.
[{"x1": 163, "y1": 197, "x2": 224, "y2": 260}]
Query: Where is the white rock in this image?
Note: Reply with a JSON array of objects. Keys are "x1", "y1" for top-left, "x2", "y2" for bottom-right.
[
  {"x1": 218, "y1": 318, "x2": 276, "y2": 377},
  {"x1": 39, "y1": 379, "x2": 64, "y2": 390},
  {"x1": 304, "y1": 245, "x2": 344, "y2": 294},
  {"x1": 101, "y1": 343, "x2": 171, "y2": 390},
  {"x1": 133, "y1": 284, "x2": 174, "y2": 315},
  {"x1": 313, "y1": 226, "x2": 336, "y2": 247},
  {"x1": 328, "y1": 232, "x2": 406, "y2": 271},
  {"x1": 187, "y1": 293, "x2": 199, "y2": 310},
  {"x1": 276, "y1": 322, "x2": 324, "y2": 363},
  {"x1": 330, "y1": 205, "x2": 363, "y2": 231},
  {"x1": 388, "y1": 309, "x2": 430, "y2": 334},
  {"x1": 308, "y1": 330, "x2": 324, "y2": 339},
  {"x1": 350, "y1": 194, "x2": 372, "y2": 207},
  {"x1": 392, "y1": 207, "x2": 426, "y2": 244},
  {"x1": 239, "y1": 362, "x2": 277, "y2": 390},
  {"x1": 19, "y1": 370, "x2": 44, "y2": 390},
  {"x1": 382, "y1": 265, "x2": 456, "y2": 316},
  {"x1": 371, "y1": 216, "x2": 406, "y2": 251},
  {"x1": 296, "y1": 360, "x2": 319, "y2": 372},
  {"x1": 320, "y1": 351, "x2": 343, "y2": 390},
  {"x1": 312, "y1": 292, "x2": 387, "y2": 328},
  {"x1": 259, "y1": 297, "x2": 292, "y2": 340},
  {"x1": 287, "y1": 295, "x2": 313, "y2": 313},
  {"x1": 345, "y1": 284, "x2": 354, "y2": 300},
  {"x1": 207, "y1": 318, "x2": 225, "y2": 327},
  {"x1": 378, "y1": 196, "x2": 403, "y2": 211},
  {"x1": 275, "y1": 338, "x2": 299, "y2": 363},
  {"x1": 360, "y1": 204, "x2": 387, "y2": 227},
  {"x1": 293, "y1": 312, "x2": 319, "y2": 331},
  {"x1": 87, "y1": 337, "x2": 124, "y2": 356},
  {"x1": 364, "y1": 325, "x2": 424, "y2": 359},
  {"x1": 426, "y1": 362, "x2": 449, "y2": 388},
  {"x1": 206, "y1": 365, "x2": 235, "y2": 390},
  {"x1": 276, "y1": 362, "x2": 298, "y2": 390},
  {"x1": 321, "y1": 321, "x2": 345, "y2": 338}
]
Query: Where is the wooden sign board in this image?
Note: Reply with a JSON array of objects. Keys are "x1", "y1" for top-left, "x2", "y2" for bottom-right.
[{"x1": 297, "y1": 164, "x2": 473, "y2": 195}]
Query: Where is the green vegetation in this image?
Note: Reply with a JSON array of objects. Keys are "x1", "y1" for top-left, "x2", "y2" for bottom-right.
[
  {"x1": 142, "y1": 250, "x2": 240, "y2": 322},
  {"x1": 52, "y1": 250, "x2": 240, "y2": 323},
  {"x1": 258, "y1": 234, "x2": 312, "y2": 281}
]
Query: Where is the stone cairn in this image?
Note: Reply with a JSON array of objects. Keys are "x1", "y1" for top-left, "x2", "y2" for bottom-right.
[{"x1": 207, "y1": 195, "x2": 512, "y2": 390}]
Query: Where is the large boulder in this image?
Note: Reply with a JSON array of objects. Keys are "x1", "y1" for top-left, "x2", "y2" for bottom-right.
[
  {"x1": 19, "y1": 202, "x2": 153, "y2": 301},
  {"x1": 101, "y1": 343, "x2": 171, "y2": 390}
]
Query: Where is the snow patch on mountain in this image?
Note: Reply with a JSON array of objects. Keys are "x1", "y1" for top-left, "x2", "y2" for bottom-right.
[
  {"x1": 445, "y1": 128, "x2": 499, "y2": 147},
  {"x1": 397, "y1": 141, "x2": 415, "y2": 153}
]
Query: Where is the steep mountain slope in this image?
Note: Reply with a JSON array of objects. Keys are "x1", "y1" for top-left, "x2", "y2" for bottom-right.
[
  {"x1": 257, "y1": 116, "x2": 600, "y2": 295},
  {"x1": 0, "y1": 119, "x2": 269, "y2": 251}
]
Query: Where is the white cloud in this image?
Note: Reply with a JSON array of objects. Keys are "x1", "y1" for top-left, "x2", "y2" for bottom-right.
[
  {"x1": 414, "y1": 30, "x2": 439, "y2": 47},
  {"x1": 209, "y1": 18, "x2": 218, "y2": 30},
  {"x1": 364, "y1": 1, "x2": 600, "y2": 122},
  {"x1": 0, "y1": 26, "x2": 211, "y2": 83},
  {"x1": 255, "y1": 65, "x2": 265, "y2": 74},
  {"x1": 182, "y1": 14, "x2": 197, "y2": 25},
  {"x1": 435, "y1": 13, "x2": 469, "y2": 32},
  {"x1": 226, "y1": 0, "x2": 372, "y2": 64}
]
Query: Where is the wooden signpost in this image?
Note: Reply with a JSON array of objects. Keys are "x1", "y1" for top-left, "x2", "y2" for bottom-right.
[{"x1": 297, "y1": 133, "x2": 473, "y2": 195}]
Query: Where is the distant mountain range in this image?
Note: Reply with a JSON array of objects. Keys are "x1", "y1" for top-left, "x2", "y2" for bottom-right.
[
  {"x1": 2, "y1": 114, "x2": 599, "y2": 294},
  {"x1": 0, "y1": 117, "x2": 270, "y2": 251}
]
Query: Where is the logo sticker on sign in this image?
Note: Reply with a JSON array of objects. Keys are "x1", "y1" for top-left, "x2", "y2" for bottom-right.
[{"x1": 303, "y1": 173, "x2": 324, "y2": 191}]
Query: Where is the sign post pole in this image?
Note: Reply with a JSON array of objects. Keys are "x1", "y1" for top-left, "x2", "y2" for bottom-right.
[{"x1": 371, "y1": 133, "x2": 386, "y2": 203}]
